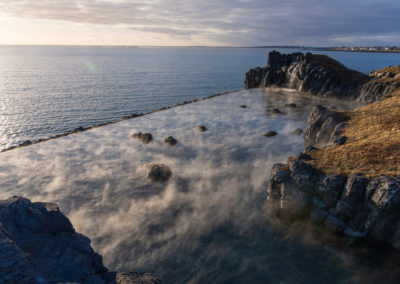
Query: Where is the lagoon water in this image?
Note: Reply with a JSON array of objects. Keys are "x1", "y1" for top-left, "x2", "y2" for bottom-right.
[
  {"x1": 1, "y1": 46, "x2": 400, "y2": 150},
  {"x1": 2, "y1": 88, "x2": 400, "y2": 283}
]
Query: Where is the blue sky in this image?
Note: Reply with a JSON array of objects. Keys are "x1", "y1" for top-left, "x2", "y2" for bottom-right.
[{"x1": 0, "y1": 0, "x2": 399, "y2": 46}]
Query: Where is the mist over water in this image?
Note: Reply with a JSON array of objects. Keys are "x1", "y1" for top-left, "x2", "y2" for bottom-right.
[
  {"x1": 1, "y1": 45, "x2": 400, "y2": 151},
  {"x1": 3, "y1": 89, "x2": 397, "y2": 283}
]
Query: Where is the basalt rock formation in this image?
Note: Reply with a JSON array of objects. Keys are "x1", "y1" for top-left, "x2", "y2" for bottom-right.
[
  {"x1": 245, "y1": 51, "x2": 400, "y2": 103},
  {"x1": 0, "y1": 196, "x2": 160, "y2": 283},
  {"x1": 266, "y1": 96, "x2": 400, "y2": 251},
  {"x1": 267, "y1": 155, "x2": 400, "y2": 251}
]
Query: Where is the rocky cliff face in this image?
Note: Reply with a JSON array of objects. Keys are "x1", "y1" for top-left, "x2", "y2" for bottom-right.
[
  {"x1": 0, "y1": 196, "x2": 161, "y2": 284},
  {"x1": 267, "y1": 155, "x2": 400, "y2": 251},
  {"x1": 245, "y1": 51, "x2": 399, "y2": 103},
  {"x1": 267, "y1": 102, "x2": 400, "y2": 251}
]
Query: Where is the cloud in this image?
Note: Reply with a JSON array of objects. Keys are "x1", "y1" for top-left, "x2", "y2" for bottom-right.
[{"x1": 0, "y1": 0, "x2": 400, "y2": 45}]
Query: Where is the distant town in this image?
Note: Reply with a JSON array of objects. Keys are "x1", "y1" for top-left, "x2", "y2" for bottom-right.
[
  {"x1": 249, "y1": 45, "x2": 400, "y2": 53},
  {"x1": 326, "y1": 46, "x2": 400, "y2": 53}
]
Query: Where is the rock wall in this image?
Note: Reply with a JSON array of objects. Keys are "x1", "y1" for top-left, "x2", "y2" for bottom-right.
[
  {"x1": 267, "y1": 155, "x2": 400, "y2": 251},
  {"x1": 0, "y1": 196, "x2": 161, "y2": 284},
  {"x1": 245, "y1": 51, "x2": 399, "y2": 103}
]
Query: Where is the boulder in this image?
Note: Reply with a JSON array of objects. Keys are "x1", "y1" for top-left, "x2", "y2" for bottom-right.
[
  {"x1": 146, "y1": 163, "x2": 172, "y2": 183},
  {"x1": 164, "y1": 136, "x2": 178, "y2": 146},
  {"x1": 196, "y1": 125, "x2": 207, "y2": 132},
  {"x1": 263, "y1": 131, "x2": 278, "y2": 137},
  {"x1": 132, "y1": 132, "x2": 153, "y2": 144}
]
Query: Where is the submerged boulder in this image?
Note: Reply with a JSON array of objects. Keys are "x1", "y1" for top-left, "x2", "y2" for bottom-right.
[
  {"x1": 164, "y1": 136, "x2": 178, "y2": 146},
  {"x1": 263, "y1": 131, "x2": 278, "y2": 138},
  {"x1": 132, "y1": 132, "x2": 153, "y2": 144},
  {"x1": 196, "y1": 125, "x2": 207, "y2": 132},
  {"x1": 146, "y1": 163, "x2": 172, "y2": 183}
]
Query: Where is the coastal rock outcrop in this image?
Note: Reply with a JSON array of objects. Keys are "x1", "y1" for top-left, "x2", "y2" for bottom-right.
[
  {"x1": 245, "y1": 51, "x2": 400, "y2": 103},
  {"x1": 132, "y1": 132, "x2": 153, "y2": 144},
  {"x1": 267, "y1": 155, "x2": 400, "y2": 250},
  {"x1": 304, "y1": 105, "x2": 349, "y2": 148},
  {"x1": 146, "y1": 163, "x2": 172, "y2": 183},
  {"x1": 0, "y1": 196, "x2": 160, "y2": 283}
]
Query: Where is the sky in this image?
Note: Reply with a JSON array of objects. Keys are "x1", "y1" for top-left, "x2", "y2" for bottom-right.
[{"x1": 0, "y1": 0, "x2": 399, "y2": 46}]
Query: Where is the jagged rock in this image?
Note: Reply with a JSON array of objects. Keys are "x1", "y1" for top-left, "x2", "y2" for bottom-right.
[
  {"x1": 132, "y1": 132, "x2": 153, "y2": 144},
  {"x1": 0, "y1": 196, "x2": 106, "y2": 283},
  {"x1": 267, "y1": 155, "x2": 400, "y2": 252},
  {"x1": 0, "y1": 196, "x2": 160, "y2": 283},
  {"x1": 163, "y1": 136, "x2": 178, "y2": 146},
  {"x1": 304, "y1": 105, "x2": 349, "y2": 149},
  {"x1": 263, "y1": 131, "x2": 278, "y2": 137},
  {"x1": 146, "y1": 163, "x2": 172, "y2": 183},
  {"x1": 245, "y1": 51, "x2": 400, "y2": 103},
  {"x1": 245, "y1": 51, "x2": 369, "y2": 100},
  {"x1": 196, "y1": 125, "x2": 207, "y2": 132}
]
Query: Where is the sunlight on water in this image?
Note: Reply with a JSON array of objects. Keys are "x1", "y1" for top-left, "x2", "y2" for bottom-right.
[{"x1": 0, "y1": 89, "x2": 390, "y2": 283}]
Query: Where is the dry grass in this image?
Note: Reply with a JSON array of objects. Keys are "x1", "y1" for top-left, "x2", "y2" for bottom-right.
[
  {"x1": 370, "y1": 65, "x2": 400, "y2": 84},
  {"x1": 307, "y1": 88, "x2": 400, "y2": 178}
]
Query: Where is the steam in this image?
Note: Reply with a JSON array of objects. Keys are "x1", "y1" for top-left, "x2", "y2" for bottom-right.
[{"x1": 0, "y1": 89, "x2": 381, "y2": 283}]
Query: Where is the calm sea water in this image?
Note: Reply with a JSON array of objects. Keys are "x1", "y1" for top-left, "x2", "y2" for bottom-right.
[{"x1": 0, "y1": 46, "x2": 399, "y2": 151}]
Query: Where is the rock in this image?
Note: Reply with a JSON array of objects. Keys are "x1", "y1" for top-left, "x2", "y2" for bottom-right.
[
  {"x1": 164, "y1": 136, "x2": 178, "y2": 146},
  {"x1": 293, "y1": 128, "x2": 303, "y2": 135},
  {"x1": 20, "y1": 140, "x2": 32, "y2": 146},
  {"x1": 239, "y1": 105, "x2": 247, "y2": 108},
  {"x1": 245, "y1": 51, "x2": 370, "y2": 100},
  {"x1": 132, "y1": 132, "x2": 153, "y2": 144},
  {"x1": 0, "y1": 196, "x2": 160, "y2": 283},
  {"x1": 271, "y1": 108, "x2": 282, "y2": 114},
  {"x1": 146, "y1": 163, "x2": 172, "y2": 183},
  {"x1": 116, "y1": 272, "x2": 161, "y2": 284},
  {"x1": 0, "y1": 196, "x2": 106, "y2": 282},
  {"x1": 285, "y1": 103, "x2": 297, "y2": 108},
  {"x1": 263, "y1": 131, "x2": 278, "y2": 137},
  {"x1": 304, "y1": 105, "x2": 349, "y2": 149},
  {"x1": 196, "y1": 125, "x2": 207, "y2": 132}
]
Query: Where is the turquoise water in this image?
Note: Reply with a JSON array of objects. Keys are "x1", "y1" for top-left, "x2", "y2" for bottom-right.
[{"x1": 0, "y1": 46, "x2": 399, "y2": 150}]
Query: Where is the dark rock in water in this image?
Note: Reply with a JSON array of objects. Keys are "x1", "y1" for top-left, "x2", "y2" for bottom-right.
[
  {"x1": 0, "y1": 196, "x2": 161, "y2": 283},
  {"x1": 271, "y1": 108, "x2": 282, "y2": 114},
  {"x1": 304, "y1": 105, "x2": 349, "y2": 149},
  {"x1": 197, "y1": 125, "x2": 207, "y2": 132},
  {"x1": 132, "y1": 132, "x2": 153, "y2": 144},
  {"x1": 293, "y1": 128, "x2": 303, "y2": 135},
  {"x1": 146, "y1": 163, "x2": 172, "y2": 183},
  {"x1": 285, "y1": 103, "x2": 297, "y2": 108},
  {"x1": 240, "y1": 105, "x2": 247, "y2": 108},
  {"x1": 116, "y1": 272, "x2": 161, "y2": 284},
  {"x1": 20, "y1": 140, "x2": 32, "y2": 146},
  {"x1": 164, "y1": 136, "x2": 178, "y2": 146},
  {"x1": 244, "y1": 51, "x2": 400, "y2": 103},
  {"x1": 263, "y1": 131, "x2": 278, "y2": 137}
]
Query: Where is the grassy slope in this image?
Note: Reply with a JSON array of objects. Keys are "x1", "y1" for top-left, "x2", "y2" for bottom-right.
[{"x1": 306, "y1": 66, "x2": 400, "y2": 178}]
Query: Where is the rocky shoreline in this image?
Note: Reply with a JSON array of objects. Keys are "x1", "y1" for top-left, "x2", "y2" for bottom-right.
[
  {"x1": 0, "y1": 196, "x2": 160, "y2": 284},
  {"x1": 245, "y1": 51, "x2": 400, "y2": 103}
]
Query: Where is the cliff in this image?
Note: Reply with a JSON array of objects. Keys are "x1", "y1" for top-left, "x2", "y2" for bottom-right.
[
  {"x1": 266, "y1": 89, "x2": 400, "y2": 251},
  {"x1": 245, "y1": 51, "x2": 400, "y2": 103},
  {"x1": 0, "y1": 196, "x2": 161, "y2": 284}
]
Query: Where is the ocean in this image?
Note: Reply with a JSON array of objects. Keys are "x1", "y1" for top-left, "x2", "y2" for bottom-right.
[{"x1": 1, "y1": 45, "x2": 400, "y2": 151}]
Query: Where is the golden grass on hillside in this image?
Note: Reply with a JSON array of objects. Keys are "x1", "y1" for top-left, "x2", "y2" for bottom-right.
[{"x1": 307, "y1": 89, "x2": 400, "y2": 178}]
